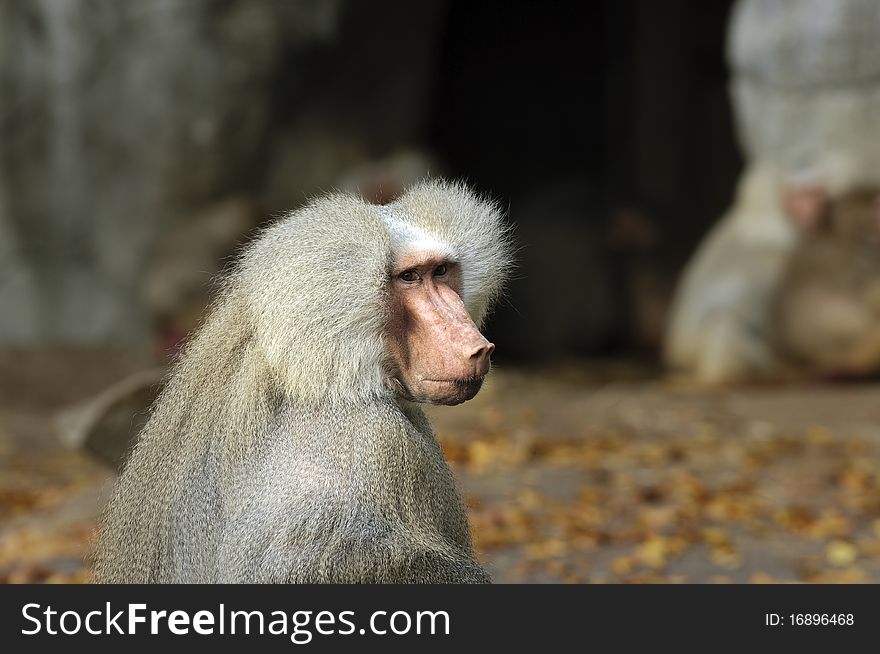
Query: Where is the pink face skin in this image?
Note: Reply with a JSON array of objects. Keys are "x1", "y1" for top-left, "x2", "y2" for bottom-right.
[
  {"x1": 783, "y1": 185, "x2": 880, "y2": 239},
  {"x1": 385, "y1": 253, "x2": 494, "y2": 405},
  {"x1": 783, "y1": 184, "x2": 828, "y2": 232}
]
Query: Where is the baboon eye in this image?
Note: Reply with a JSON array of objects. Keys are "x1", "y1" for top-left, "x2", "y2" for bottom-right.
[
  {"x1": 399, "y1": 269, "x2": 419, "y2": 282},
  {"x1": 433, "y1": 264, "x2": 448, "y2": 276}
]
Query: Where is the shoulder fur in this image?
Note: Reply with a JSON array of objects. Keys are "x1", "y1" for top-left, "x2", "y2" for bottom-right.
[{"x1": 235, "y1": 193, "x2": 392, "y2": 405}]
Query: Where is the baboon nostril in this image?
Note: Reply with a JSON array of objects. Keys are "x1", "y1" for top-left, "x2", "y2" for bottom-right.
[
  {"x1": 470, "y1": 342, "x2": 493, "y2": 360},
  {"x1": 470, "y1": 342, "x2": 495, "y2": 375}
]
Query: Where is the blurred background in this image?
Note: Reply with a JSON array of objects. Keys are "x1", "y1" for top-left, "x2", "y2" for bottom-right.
[{"x1": 3, "y1": 0, "x2": 880, "y2": 583}]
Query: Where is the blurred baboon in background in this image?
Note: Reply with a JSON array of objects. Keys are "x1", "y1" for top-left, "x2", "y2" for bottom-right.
[
  {"x1": 666, "y1": 0, "x2": 880, "y2": 383},
  {"x1": 773, "y1": 191, "x2": 880, "y2": 376}
]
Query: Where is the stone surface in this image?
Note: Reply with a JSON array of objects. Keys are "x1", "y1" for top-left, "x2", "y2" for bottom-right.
[{"x1": 0, "y1": 0, "x2": 444, "y2": 346}]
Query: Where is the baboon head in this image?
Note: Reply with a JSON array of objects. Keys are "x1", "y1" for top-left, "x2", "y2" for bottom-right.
[
  {"x1": 375, "y1": 185, "x2": 511, "y2": 406},
  {"x1": 238, "y1": 180, "x2": 512, "y2": 407}
]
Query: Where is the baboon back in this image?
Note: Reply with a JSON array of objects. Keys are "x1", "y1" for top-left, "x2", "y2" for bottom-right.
[{"x1": 96, "y1": 400, "x2": 488, "y2": 583}]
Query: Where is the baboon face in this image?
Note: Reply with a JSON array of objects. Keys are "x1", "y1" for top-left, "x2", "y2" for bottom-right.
[{"x1": 385, "y1": 252, "x2": 494, "y2": 405}]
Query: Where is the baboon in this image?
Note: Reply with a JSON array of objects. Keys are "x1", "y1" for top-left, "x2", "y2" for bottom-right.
[
  {"x1": 666, "y1": 0, "x2": 880, "y2": 384},
  {"x1": 94, "y1": 180, "x2": 513, "y2": 583},
  {"x1": 773, "y1": 190, "x2": 880, "y2": 376}
]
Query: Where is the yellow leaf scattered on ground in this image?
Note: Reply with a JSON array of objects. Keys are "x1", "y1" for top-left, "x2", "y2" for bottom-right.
[{"x1": 826, "y1": 540, "x2": 858, "y2": 567}]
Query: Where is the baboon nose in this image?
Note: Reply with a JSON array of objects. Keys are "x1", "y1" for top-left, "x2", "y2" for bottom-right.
[{"x1": 470, "y1": 341, "x2": 495, "y2": 376}]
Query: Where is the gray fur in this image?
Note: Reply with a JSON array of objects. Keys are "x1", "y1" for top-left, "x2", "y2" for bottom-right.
[{"x1": 93, "y1": 179, "x2": 513, "y2": 583}]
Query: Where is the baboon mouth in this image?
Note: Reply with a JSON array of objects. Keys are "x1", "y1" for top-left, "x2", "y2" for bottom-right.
[
  {"x1": 423, "y1": 376, "x2": 485, "y2": 405},
  {"x1": 425, "y1": 376, "x2": 485, "y2": 386}
]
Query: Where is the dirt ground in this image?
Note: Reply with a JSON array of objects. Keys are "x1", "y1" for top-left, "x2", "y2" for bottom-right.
[{"x1": 2, "y1": 350, "x2": 880, "y2": 583}]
